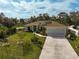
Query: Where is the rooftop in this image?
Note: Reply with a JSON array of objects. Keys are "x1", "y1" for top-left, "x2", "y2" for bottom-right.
[
  {"x1": 25, "y1": 21, "x2": 47, "y2": 26},
  {"x1": 47, "y1": 21, "x2": 66, "y2": 27}
]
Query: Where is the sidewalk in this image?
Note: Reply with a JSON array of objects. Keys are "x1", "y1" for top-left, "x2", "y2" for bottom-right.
[{"x1": 39, "y1": 36, "x2": 79, "y2": 59}]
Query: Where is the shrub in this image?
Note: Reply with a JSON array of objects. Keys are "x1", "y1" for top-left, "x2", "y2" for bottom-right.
[
  {"x1": 6, "y1": 27, "x2": 16, "y2": 35},
  {"x1": 37, "y1": 26, "x2": 47, "y2": 35},
  {"x1": 31, "y1": 36, "x2": 43, "y2": 49},
  {"x1": 66, "y1": 29, "x2": 77, "y2": 40},
  {"x1": 2, "y1": 42, "x2": 10, "y2": 47},
  {"x1": 27, "y1": 26, "x2": 33, "y2": 32},
  {"x1": 17, "y1": 40, "x2": 24, "y2": 46},
  {"x1": 31, "y1": 36, "x2": 38, "y2": 44}
]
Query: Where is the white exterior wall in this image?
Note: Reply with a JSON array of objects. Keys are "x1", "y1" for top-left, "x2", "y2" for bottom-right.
[{"x1": 68, "y1": 25, "x2": 79, "y2": 36}]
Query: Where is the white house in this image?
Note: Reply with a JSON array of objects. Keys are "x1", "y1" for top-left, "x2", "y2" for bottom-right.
[
  {"x1": 24, "y1": 21, "x2": 46, "y2": 32},
  {"x1": 68, "y1": 25, "x2": 79, "y2": 36}
]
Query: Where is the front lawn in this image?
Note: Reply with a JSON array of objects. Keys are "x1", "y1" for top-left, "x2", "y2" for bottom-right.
[
  {"x1": 68, "y1": 37, "x2": 79, "y2": 56},
  {"x1": 0, "y1": 31, "x2": 45, "y2": 59},
  {"x1": 66, "y1": 29, "x2": 79, "y2": 56}
]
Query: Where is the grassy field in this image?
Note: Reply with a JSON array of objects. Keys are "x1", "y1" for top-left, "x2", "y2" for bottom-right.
[
  {"x1": 68, "y1": 37, "x2": 79, "y2": 56},
  {"x1": 0, "y1": 31, "x2": 45, "y2": 59}
]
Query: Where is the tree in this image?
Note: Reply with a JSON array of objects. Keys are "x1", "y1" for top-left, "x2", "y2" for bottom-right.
[
  {"x1": 0, "y1": 12, "x2": 5, "y2": 23},
  {"x1": 12, "y1": 18, "x2": 18, "y2": 25},
  {"x1": 20, "y1": 19, "x2": 25, "y2": 24},
  {"x1": 58, "y1": 12, "x2": 71, "y2": 25},
  {"x1": 2, "y1": 17, "x2": 15, "y2": 28},
  {"x1": 70, "y1": 11, "x2": 79, "y2": 25},
  {"x1": 0, "y1": 31, "x2": 5, "y2": 39},
  {"x1": 43, "y1": 13, "x2": 50, "y2": 20}
]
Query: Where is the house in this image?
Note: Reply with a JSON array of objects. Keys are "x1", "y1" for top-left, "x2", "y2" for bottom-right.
[
  {"x1": 24, "y1": 21, "x2": 46, "y2": 32},
  {"x1": 68, "y1": 25, "x2": 79, "y2": 36},
  {"x1": 47, "y1": 21, "x2": 66, "y2": 27}
]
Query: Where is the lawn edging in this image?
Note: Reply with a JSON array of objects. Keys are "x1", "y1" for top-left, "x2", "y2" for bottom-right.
[{"x1": 33, "y1": 32, "x2": 47, "y2": 38}]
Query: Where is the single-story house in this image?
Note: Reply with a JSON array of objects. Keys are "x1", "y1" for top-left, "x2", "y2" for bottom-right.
[
  {"x1": 24, "y1": 21, "x2": 46, "y2": 32},
  {"x1": 47, "y1": 21, "x2": 66, "y2": 27}
]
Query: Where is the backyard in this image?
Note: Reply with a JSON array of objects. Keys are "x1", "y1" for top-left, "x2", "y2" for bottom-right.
[{"x1": 0, "y1": 31, "x2": 45, "y2": 59}]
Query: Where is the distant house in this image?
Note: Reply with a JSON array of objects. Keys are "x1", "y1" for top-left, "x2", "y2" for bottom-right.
[{"x1": 24, "y1": 21, "x2": 46, "y2": 32}]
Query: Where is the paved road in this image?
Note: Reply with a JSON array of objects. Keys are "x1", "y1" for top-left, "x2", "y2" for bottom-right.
[{"x1": 39, "y1": 27, "x2": 79, "y2": 59}]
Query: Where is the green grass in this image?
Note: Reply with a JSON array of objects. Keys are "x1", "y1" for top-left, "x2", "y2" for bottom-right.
[
  {"x1": 68, "y1": 37, "x2": 79, "y2": 56},
  {"x1": 0, "y1": 31, "x2": 45, "y2": 59},
  {"x1": 0, "y1": 26, "x2": 8, "y2": 32}
]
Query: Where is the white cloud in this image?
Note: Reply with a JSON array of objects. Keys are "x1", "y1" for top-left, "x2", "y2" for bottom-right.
[
  {"x1": 0, "y1": 0, "x2": 78, "y2": 18},
  {"x1": 0, "y1": 0, "x2": 9, "y2": 4}
]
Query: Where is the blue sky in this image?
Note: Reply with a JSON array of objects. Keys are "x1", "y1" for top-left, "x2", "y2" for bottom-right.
[{"x1": 0, "y1": 0, "x2": 79, "y2": 19}]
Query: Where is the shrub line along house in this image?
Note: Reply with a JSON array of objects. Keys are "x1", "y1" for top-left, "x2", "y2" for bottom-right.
[{"x1": 68, "y1": 25, "x2": 79, "y2": 36}]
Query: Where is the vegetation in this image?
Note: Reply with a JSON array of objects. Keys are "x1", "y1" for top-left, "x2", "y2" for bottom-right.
[
  {"x1": 0, "y1": 12, "x2": 47, "y2": 59},
  {"x1": 27, "y1": 11, "x2": 79, "y2": 26},
  {"x1": 66, "y1": 29, "x2": 77, "y2": 40},
  {"x1": 27, "y1": 25, "x2": 47, "y2": 35},
  {"x1": 38, "y1": 26, "x2": 47, "y2": 35},
  {"x1": 0, "y1": 10, "x2": 79, "y2": 58},
  {"x1": 66, "y1": 29, "x2": 79, "y2": 56},
  {"x1": 70, "y1": 11, "x2": 79, "y2": 25},
  {"x1": 67, "y1": 36, "x2": 79, "y2": 56},
  {"x1": 0, "y1": 31, "x2": 45, "y2": 59},
  {"x1": 0, "y1": 12, "x2": 25, "y2": 39},
  {"x1": 28, "y1": 12, "x2": 72, "y2": 25}
]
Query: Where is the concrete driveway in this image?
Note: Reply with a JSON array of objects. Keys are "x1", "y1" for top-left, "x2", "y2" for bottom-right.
[{"x1": 39, "y1": 26, "x2": 79, "y2": 59}]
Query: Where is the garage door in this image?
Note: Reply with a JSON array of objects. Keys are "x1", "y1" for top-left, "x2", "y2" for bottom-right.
[{"x1": 47, "y1": 27, "x2": 66, "y2": 38}]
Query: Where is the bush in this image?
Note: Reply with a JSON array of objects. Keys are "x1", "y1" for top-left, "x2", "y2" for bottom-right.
[
  {"x1": 17, "y1": 40, "x2": 24, "y2": 46},
  {"x1": 27, "y1": 26, "x2": 33, "y2": 32},
  {"x1": 66, "y1": 29, "x2": 77, "y2": 40},
  {"x1": 0, "y1": 31, "x2": 5, "y2": 39},
  {"x1": 31, "y1": 36, "x2": 38, "y2": 44},
  {"x1": 6, "y1": 27, "x2": 16, "y2": 35},
  {"x1": 31, "y1": 36, "x2": 43, "y2": 49},
  {"x1": 2, "y1": 42, "x2": 10, "y2": 47},
  {"x1": 37, "y1": 26, "x2": 47, "y2": 35}
]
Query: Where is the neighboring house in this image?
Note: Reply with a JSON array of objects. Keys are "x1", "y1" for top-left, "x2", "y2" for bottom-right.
[
  {"x1": 68, "y1": 25, "x2": 79, "y2": 36},
  {"x1": 24, "y1": 21, "x2": 46, "y2": 32}
]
